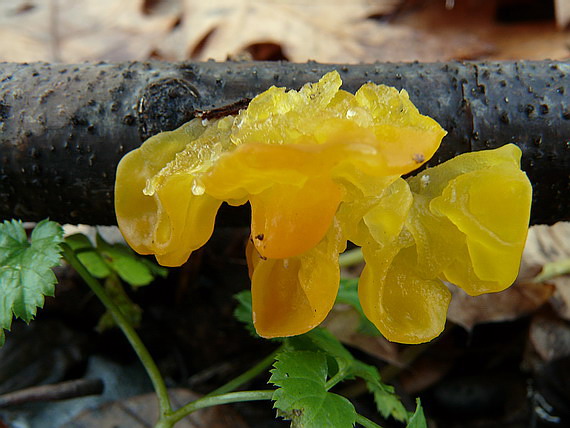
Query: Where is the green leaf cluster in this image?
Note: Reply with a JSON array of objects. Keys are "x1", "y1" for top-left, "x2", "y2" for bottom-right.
[
  {"x1": 65, "y1": 233, "x2": 167, "y2": 287},
  {"x1": 234, "y1": 290, "x2": 426, "y2": 427},
  {"x1": 65, "y1": 232, "x2": 167, "y2": 331},
  {"x1": 95, "y1": 275, "x2": 143, "y2": 332},
  {"x1": 271, "y1": 350, "x2": 356, "y2": 428},
  {"x1": 0, "y1": 220, "x2": 64, "y2": 346}
]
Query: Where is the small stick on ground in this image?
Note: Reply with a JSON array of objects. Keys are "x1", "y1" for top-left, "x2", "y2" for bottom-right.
[{"x1": 0, "y1": 378, "x2": 104, "y2": 408}]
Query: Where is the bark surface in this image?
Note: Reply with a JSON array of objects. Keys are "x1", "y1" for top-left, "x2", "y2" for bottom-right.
[{"x1": 0, "y1": 60, "x2": 568, "y2": 225}]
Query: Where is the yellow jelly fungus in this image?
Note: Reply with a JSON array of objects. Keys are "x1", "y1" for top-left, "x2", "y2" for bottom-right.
[
  {"x1": 115, "y1": 71, "x2": 532, "y2": 344},
  {"x1": 247, "y1": 219, "x2": 346, "y2": 337},
  {"x1": 356, "y1": 145, "x2": 532, "y2": 343}
]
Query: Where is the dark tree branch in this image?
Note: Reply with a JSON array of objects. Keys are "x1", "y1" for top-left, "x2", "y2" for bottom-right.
[{"x1": 0, "y1": 61, "x2": 568, "y2": 225}]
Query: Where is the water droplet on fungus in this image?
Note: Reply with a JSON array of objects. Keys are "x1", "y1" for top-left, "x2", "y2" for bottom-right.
[
  {"x1": 191, "y1": 179, "x2": 205, "y2": 195},
  {"x1": 413, "y1": 153, "x2": 425, "y2": 163}
]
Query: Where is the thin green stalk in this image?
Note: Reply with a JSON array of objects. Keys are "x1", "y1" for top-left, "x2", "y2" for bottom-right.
[
  {"x1": 339, "y1": 247, "x2": 364, "y2": 268},
  {"x1": 207, "y1": 345, "x2": 284, "y2": 397},
  {"x1": 61, "y1": 243, "x2": 172, "y2": 416},
  {"x1": 325, "y1": 368, "x2": 348, "y2": 391},
  {"x1": 356, "y1": 413, "x2": 384, "y2": 428},
  {"x1": 533, "y1": 258, "x2": 570, "y2": 283},
  {"x1": 164, "y1": 390, "x2": 274, "y2": 425}
]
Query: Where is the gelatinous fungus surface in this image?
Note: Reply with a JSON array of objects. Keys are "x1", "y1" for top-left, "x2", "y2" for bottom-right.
[{"x1": 115, "y1": 71, "x2": 532, "y2": 344}]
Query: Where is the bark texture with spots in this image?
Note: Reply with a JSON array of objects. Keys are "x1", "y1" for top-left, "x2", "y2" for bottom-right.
[{"x1": 0, "y1": 61, "x2": 568, "y2": 225}]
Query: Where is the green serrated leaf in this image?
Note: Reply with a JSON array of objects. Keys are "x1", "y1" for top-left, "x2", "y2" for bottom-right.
[
  {"x1": 406, "y1": 399, "x2": 427, "y2": 428},
  {"x1": 288, "y1": 328, "x2": 354, "y2": 380},
  {"x1": 0, "y1": 219, "x2": 63, "y2": 332},
  {"x1": 96, "y1": 276, "x2": 142, "y2": 332},
  {"x1": 288, "y1": 328, "x2": 409, "y2": 423},
  {"x1": 233, "y1": 290, "x2": 259, "y2": 337},
  {"x1": 352, "y1": 361, "x2": 409, "y2": 423},
  {"x1": 65, "y1": 234, "x2": 111, "y2": 278},
  {"x1": 336, "y1": 279, "x2": 381, "y2": 336},
  {"x1": 270, "y1": 350, "x2": 356, "y2": 428},
  {"x1": 292, "y1": 329, "x2": 354, "y2": 363}
]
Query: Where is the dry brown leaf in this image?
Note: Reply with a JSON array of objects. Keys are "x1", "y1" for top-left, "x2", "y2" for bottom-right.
[
  {"x1": 0, "y1": 0, "x2": 181, "y2": 62},
  {"x1": 323, "y1": 305, "x2": 404, "y2": 366},
  {"x1": 521, "y1": 222, "x2": 570, "y2": 321},
  {"x1": 521, "y1": 223, "x2": 570, "y2": 276},
  {"x1": 398, "y1": 352, "x2": 454, "y2": 394},
  {"x1": 447, "y1": 223, "x2": 570, "y2": 330},
  {"x1": 555, "y1": 0, "x2": 570, "y2": 28},
  {"x1": 487, "y1": 22, "x2": 570, "y2": 60},
  {"x1": 64, "y1": 388, "x2": 249, "y2": 428},
  {"x1": 160, "y1": 0, "x2": 489, "y2": 63},
  {"x1": 396, "y1": 0, "x2": 570, "y2": 60},
  {"x1": 324, "y1": 306, "x2": 452, "y2": 393},
  {"x1": 446, "y1": 281, "x2": 554, "y2": 331},
  {"x1": 2, "y1": 0, "x2": 566, "y2": 64},
  {"x1": 328, "y1": 280, "x2": 553, "y2": 356},
  {"x1": 529, "y1": 312, "x2": 570, "y2": 363}
]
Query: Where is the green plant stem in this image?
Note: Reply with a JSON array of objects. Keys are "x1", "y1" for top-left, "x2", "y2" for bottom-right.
[
  {"x1": 356, "y1": 413, "x2": 384, "y2": 428},
  {"x1": 61, "y1": 243, "x2": 172, "y2": 416},
  {"x1": 207, "y1": 345, "x2": 284, "y2": 397},
  {"x1": 533, "y1": 258, "x2": 570, "y2": 283},
  {"x1": 339, "y1": 248, "x2": 364, "y2": 268},
  {"x1": 163, "y1": 390, "x2": 274, "y2": 426},
  {"x1": 325, "y1": 368, "x2": 348, "y2": 391}
]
